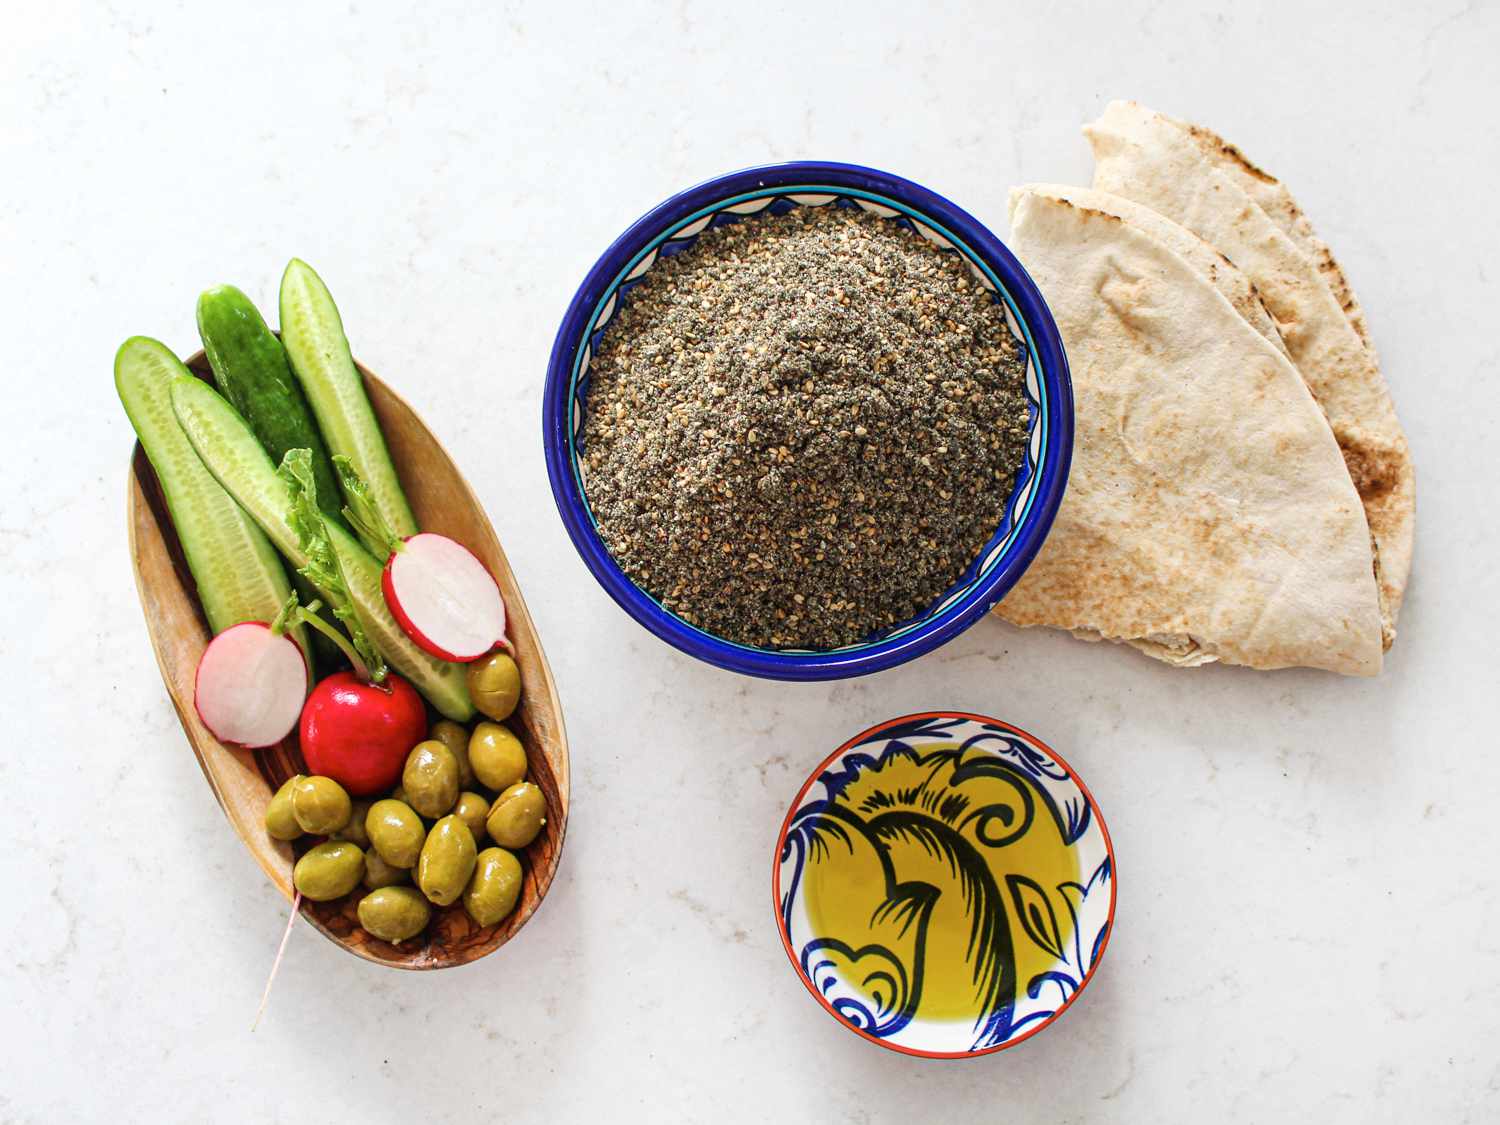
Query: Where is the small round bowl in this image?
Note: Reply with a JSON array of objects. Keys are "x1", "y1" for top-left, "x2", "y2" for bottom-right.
[
  {"x1": 543, "y1": 162, "x2": 1073, "y2": 680},
  {"x1": 774, "y1": 712, "x2": 1116, "y2": 1058}
]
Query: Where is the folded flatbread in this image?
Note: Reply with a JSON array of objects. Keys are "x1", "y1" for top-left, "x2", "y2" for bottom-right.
[
  {"x1": 997, "y1": 188, "x2": 1385, "y2": 675},
  {"x1": 1022, "y1": 183, "x2": 1288, "y2": 359},
  {"x1": 1177, "y1": 119, "x2": 1375, "y2": 352},
  {"x1": 1085, "y1": 101, "x2": 1414, "y2": 642}
]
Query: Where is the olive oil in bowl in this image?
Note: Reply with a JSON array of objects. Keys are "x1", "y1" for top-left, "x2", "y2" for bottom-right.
[
  {"x1": 776, "y1": 714, "x2": 1114, "y2": 1056},
  {"x1": 803, "y1": 750, "x2": 1083, "y2": 1024}
]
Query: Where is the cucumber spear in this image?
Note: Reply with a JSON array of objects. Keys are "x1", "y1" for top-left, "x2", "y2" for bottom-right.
[
  {"x1": 196, "y1": 284, "x2": 346, "y2": 530},
  {"x1": 115, "y1": 336, "x2": 312, "y2": 675},
  {"x1": 197, "y1": 284, "x2": 347, "y2": 667},
  {"x1": 279, "y1": 259, "x2": 418, "y2": 554}
]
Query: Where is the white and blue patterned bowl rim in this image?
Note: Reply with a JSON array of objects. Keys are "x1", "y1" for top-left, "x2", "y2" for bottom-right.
[{"x1": 543, "y1": 163, "x2": 1073, "y2": 680}]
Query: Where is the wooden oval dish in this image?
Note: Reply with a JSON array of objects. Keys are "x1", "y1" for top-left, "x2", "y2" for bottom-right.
[{"x1": 127, "y1": 352, "x2": 569, "y2": 969}]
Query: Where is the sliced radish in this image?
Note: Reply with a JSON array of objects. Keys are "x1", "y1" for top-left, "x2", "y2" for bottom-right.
[
  {"x1": 194, "y1": 622, "x2": 309, "y2": 748},
  {"x1": 382, "y1": 532, "x2": 506, "y2": 662}
]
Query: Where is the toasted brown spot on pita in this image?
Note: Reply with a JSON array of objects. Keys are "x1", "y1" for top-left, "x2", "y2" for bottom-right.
[
  {"x1": 1065, "y1": 200, "x2": 1122, "y2": 226},
  {"x1": 1337, "y1": 432, "x2": 1399, "y2": 503},
  {"x1": 1183, "y1": 124, "x2": 1278, "y2": 183}
]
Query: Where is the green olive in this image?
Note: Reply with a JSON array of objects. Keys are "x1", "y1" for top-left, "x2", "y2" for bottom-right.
[
  {"x1": 402, "y1": 740, "x2": 459, "y2": 818},
  {"x1": 365, "y1": 799, "x2": 426, "y2": 869},
  {"x1": 454, "y1": 791, "x2": 491, "y2": 845},
  {"x1": 416, "y1": 815, "x2": 477, "y2": 906},
  {"x1": 389, "y1": 784, "x2": 408, "y2": 805},
  {"x1": 467, "y1": 652, "x2": 521, "y2": 721},
  {"x1": 357, "y1": 886, "x2": 431, "y2": 943},
  {"x1": 292, "y1": 840, "x2": 365, "y2": 901},
  {"x1": 431, "y1": 719, "x2": 475, "y2": 788},
  {"x1": 485, "y1": 782, "x2": 547, "y2": 849},
  {"x1": 265, "y1": 775, "x2": 305, "y2": 841},
  {"x1": 291, "y1": 776, "x2": 352, "y2": 835},
  {"x1": 468, "y1": 722, "x2": 527, "y2": 791},
  {"x1": 336, "y1": 800, "x2": 372, "y2": 848},
  {"x1": 463, "y1": 847, "x2": 523, "y2": 927},
  {"x1": 363, "y1": 846, "x2": 410, "y2": 890}
]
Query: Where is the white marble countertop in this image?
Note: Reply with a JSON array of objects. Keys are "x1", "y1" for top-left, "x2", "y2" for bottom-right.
[{"x1": 4, "y1": 1, "x2": 1498, "y2": 1120}]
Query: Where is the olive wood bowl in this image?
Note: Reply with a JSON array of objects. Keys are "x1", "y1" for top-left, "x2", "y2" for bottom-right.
[{"x1": 126, "y1": 352, "x2": 569, "y2": 969}]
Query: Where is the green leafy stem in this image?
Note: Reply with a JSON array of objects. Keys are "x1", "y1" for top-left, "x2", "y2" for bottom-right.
[
  {"x1": 278, "y1": 448, "x2": 387, "y2": 683},
  {"x1": 335, "y1": 454, "x2": 404, "y2": 560}
]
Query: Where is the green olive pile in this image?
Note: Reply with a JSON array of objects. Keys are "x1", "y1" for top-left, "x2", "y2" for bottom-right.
[{"x1": 263, "y1": 653, "x2": 544, "y2": 944}]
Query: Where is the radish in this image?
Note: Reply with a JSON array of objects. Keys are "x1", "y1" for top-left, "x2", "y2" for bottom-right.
[
  {"x1": 335, "y1": 455, "x2": 506, "y2": 662},
  {"x1": 288, "y1": 597, "x2": 427, "y2": 795},
  {"x1": 382, "y1": 532, "x2": 506, "y2": 662},
  {"x1": 300, "y1": 670, "x2": 427, "y2": 795},
  {"x1": 194, "y1": 620, "x2": 308, "y2": 749},
  {"x1": 265, "y1": 456, "x2": 430, "y2": 794}
]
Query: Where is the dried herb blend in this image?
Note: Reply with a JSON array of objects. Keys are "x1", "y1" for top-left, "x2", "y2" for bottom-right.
[{"x1": 580, "y1": 204, "x2": 1030, "y2": 649}]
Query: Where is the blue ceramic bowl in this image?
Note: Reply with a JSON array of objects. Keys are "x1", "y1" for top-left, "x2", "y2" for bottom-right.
[{"x1": 543, "y1": 162, "x2": 1072, "y2": 680}]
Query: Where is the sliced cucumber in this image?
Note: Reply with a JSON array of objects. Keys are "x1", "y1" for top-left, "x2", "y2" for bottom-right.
[
  {"x1": 279, "y1": 259, "x2": 418, "y2": 547},
  {"x1": 196, "y1": 284, "x2": 347, "y2": 529},
  {"x1": 170, "y1": 376, "x2": 473, "y2": 721},
  {"x1": 197, "y1": 285, "x2": 347, "y2": 665},
  {"x1": 115, "y1": 337, "x2": 311, "y2": 673}
]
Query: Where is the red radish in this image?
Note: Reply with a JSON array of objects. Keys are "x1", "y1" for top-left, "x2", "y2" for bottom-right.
[
  {"x1": 299, "y1": 670, "x2": 426, "y2": 795},
  {"x1": 336, "y1": 457, "x2": 505, "y2": 661},
  {"x1": 382, "y1": 532, "x2": 507, "y2": 662},
  {"x1": 194, "y1": 622, "x2": 308, "y2": 748}
]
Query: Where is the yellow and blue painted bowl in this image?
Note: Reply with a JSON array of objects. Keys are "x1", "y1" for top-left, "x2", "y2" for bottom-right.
[{"x1": 774, "y1": 712, "x2": 1115, "y2": 1058}]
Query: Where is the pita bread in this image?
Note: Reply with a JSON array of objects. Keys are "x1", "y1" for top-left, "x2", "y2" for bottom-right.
[
  {"x1": 1085, "y1": 101, "x2": 1414, "y2": 642},
  {"x1": 1174, "y1": 118, "x2": 1374, "y2": 351},
  {"x1": 1023, "y1": 183, "x2": 1288, "y2": 358},
  {"x1": 996, "y1": 188, "x2": 1384, "y2": 676}
]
